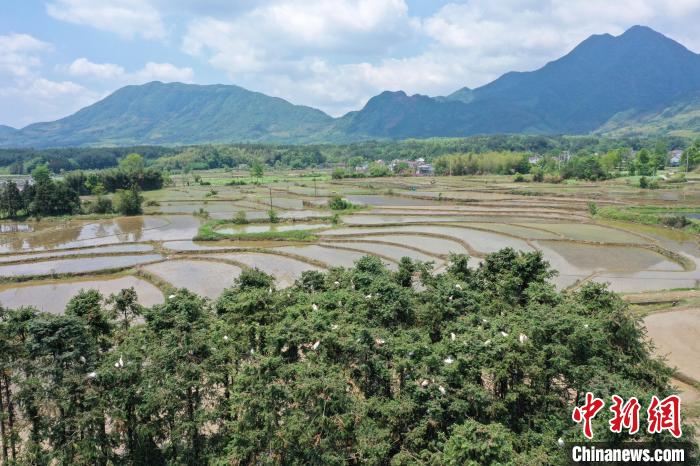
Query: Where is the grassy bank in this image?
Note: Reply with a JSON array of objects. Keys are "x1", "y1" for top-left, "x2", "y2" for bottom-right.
[
  {"x1": 596, "y1": 205, "x2": 700, "y2": 233},
  {"x1": 195, "y1": 219, "x2": 320, "y2": 241}
]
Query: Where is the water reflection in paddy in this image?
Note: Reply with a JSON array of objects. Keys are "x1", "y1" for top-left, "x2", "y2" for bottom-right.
[
  {"x1": 216, "y1": 223, "x2": 331, "y2": 234},
  {"x1": 144, "y1": 260, "x2": 242, "y2": 298},
  {"x1": 0, "y1": 215, "x2": 199, "y2": 252},
  {"x1": 0, "y1": 254, "x2": 163, "y2": 277},
  {"x1": 273, "y1": 245, "x2": 396, "y2": 270},
  {"x1": 329, "y1": 241, "x2": 440, "y2": 264},
  {"x1": 0, "y1": 276, "x2": 163, "y2": 314},
  {"x1": 213, "y1": 252, "x2": 323, "y2": 288},
  {"x1": 0, "y1": 244, "x2": 154, "y2": 263},
  {"x1": 345, "y1": 234, "x2": 468, "y2": 256}
]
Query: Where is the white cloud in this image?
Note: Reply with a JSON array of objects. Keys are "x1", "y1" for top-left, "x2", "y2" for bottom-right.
[
  {"x1": 67, "y1": 57, "x2": 126, "y2": 79},
  {"x1": 0, "y1": 33, "x2": 52, "y2": 78},
  {"x1": 182, "y1": 0, "x2": 417, "y2": 77},
  {"x1": 65, "y1": 57, "x2": 194, "y2": 83},
  {"x1": 133, "y1": 62, "x2": 194, "y2": 82},
  {"x1": 46, "y1": 0, "x2": 166, "y2": 39},
  {"x1": 0, "y1": 76, "x2": 99, "y2": 127},
  {"x1": 0, "y1": 33, "x2": 92, "y2": 127}
]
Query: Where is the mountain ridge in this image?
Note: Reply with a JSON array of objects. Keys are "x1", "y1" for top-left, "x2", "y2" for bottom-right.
[{"x1": 3, "y1": 25, "x2": 700, "y2": 147}]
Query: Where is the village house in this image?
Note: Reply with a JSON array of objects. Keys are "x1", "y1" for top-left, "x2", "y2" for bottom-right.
[{"x1": 668, "y1": 149, "x2": 683, "y2": 167}]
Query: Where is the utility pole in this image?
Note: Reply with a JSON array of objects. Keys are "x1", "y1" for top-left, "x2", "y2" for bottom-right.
[
  {"x1": 314, "y1": 178, "x2": 317, "y2": 197},
  {"x1": 269, "y1": 187, "x2": 273, "y2": 211}
]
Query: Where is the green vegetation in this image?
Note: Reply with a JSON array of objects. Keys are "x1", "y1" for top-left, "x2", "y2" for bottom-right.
[
  {"x1": 64, "y1": 154, "x2": 164, "y2": 194},
  {"x1": 597, "y1": 205, "x2": 700, "y2": 232},
  {"x1": 113, "y1": 186, "x2": 144, "y2": 216},
  {"x1": 0, "y1": 165, "x2": 80, "y2": 218},
  {"x1": 328, "y1": 195, "x2": 354, "y2": 210},
  {"x1": 434, "y1": 152, "x2": 529, "y2": 175},
  {"x1": 196, "y1": 220, "x2": 319, "y2": 242},
  {"x1": 0, "y1": 251, "x2": 692, "y2": 464}
]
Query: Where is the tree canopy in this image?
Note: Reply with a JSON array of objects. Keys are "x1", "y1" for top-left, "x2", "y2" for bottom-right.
[{"x1": 0, "y1": 249, "x2": 692, "y2": 464}]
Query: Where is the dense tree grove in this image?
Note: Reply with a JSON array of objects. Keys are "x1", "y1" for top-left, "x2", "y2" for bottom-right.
[
  {"x1": 64, "y1": 154, "x2": 164, "y2": 195},
  {"x1": 0, "y1": 135, "x2": 694, "y2": 175},
  {"x1": 0, "y1": 250, "x2": 692, "y2": 465},
  {"x1": 0, "y1": 165, "x2": 80, "y2": 218},
  {"x1": 433, "y1": 152, "x2": 530, "y2": 175}
]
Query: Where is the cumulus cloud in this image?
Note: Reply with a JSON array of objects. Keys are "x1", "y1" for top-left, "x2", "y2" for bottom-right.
[
  {"x1": 0, "y1": 38, "x2": 99, "y2": 128},
  {"x1": 46, "y1": 0, "x2": 166, "y2": 39},
  {"x1": 65, "y1": 58, "x2": 194, "y2": 83},
  {"x1": 0, "y1": 33, "x2": 97, "y2": 127},
  {"x1": 0, "y1": 33, "x2": 52, "y2": 78}
]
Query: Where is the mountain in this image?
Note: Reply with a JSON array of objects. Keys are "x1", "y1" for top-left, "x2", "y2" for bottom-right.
[
  {"x1": 6, "y1": 82, "x2": 333, "y2": 147},
  {"x1": 341, "y1": 25, "x2": 700, "y2": 138},
  {"x1": 2, "y1": 25, "x2": 700, "y2": 147}
]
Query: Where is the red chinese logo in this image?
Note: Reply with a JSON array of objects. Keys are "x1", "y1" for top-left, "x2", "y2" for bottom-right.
[
  {"x1": 572, "y1": 392, "x2": 605, "y2": 439},
  {"x1": 647, "y1": 395, "x2": 682, "y2": 438},
  {"x1": 609, "y1": 395, "x2": 640, "y2": 435},
  {"x1": 572, "y1": 393, "x2": 682, "y2": 439}
]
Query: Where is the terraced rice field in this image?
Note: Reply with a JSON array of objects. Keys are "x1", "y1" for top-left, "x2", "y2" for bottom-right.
[{"x1": 3, "y1": 173, "x2": 700, "y2": 401}]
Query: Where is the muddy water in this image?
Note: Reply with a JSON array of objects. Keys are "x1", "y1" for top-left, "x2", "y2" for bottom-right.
[
  {"x1": 323, "y1": 224, "x2": 532, "y2": 254},
  {"x1": 0, "y1": 216, "x2": 200, "y2": 252},
  {"x1": 144, "y1": 260, "x2": 242, "y2": 298},
  {"x1": 523, "y1": 223, "x2": 649, "y2": 243},
  {"x1": 345, "y1": 195, "x2": 440, "y2": 206},
  {"x1": 468, "y1": 223, "x2": 561, "y2": 240},
  {"x1": 348, "y1": 234, "x2": 469, "y2": 255},
  {"x1": 0, "y1": 254, "x2": 163, "y2": 277},
  {"x1": 0, "y1": 276, "x2": 163, "y2": 314},
  {"x1": 273, "y1": 245, "x2": 396, "y2": 270},
  {"x1": 216, "y1": 223, "x2": 331, "y2": 234},
  {"x1": 213, "y1": 252, "x2": 324, "y2": 288},
  {"x1": 0, "y1": 244, "x2": 154, "y2": 263},
  {"x1": 329, "y1": 241, "x2": 440, "y2": 264},
  {"x1": 536, "y1": 241, "x2": 683, "y2": 273}
]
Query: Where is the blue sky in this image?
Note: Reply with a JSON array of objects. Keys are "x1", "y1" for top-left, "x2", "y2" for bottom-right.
[{"x1": 2, "y1": 0, "x2": 700, "y2": 128}]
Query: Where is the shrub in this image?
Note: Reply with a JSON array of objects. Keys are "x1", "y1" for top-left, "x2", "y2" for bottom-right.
[
  {"x1": 331, "y1": 168, "x2": 347, "y2": 179},
  {"x1": 531, "y1": 168, "x2": 544, "y2": 182},
  {"x1": 587, "y1": 202, "x2": 598, "y2": 217},
  {"x1": 639, "y1": 176, "x2": 648, "y2": 189},
  {"x1": 328, "y1": 195, "x2": 352, "y2": 210},
  {"x1": 513, "y1": 173, "x2": 525, "y2": 182},
  {"x1": 661, "y1": 215, "x2": 690, "y2": 228},
  {"x1": 114, "y1": 186, "x2": 143, "y2": 216},
  {"x1": 233, "y1": 210, "x2": 248, "y2": 224},
  {"x1": 268, "y1": 209, "x2": 279, "y2": 223},
  {"x1": 89, "y1": 195, "x2": 113, "y2": 214}
]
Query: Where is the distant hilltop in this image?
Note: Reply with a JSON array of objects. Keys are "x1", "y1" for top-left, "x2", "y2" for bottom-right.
[{"x1": 2, "y1": 25, "x2": 700, "y2": 148}]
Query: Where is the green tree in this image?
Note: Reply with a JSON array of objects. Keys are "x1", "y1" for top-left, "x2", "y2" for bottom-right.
[
  {"x1": 250, "y1": 160, "x2": 264, "y2": 179},
  {"x1": 114, "y1": 185, "x2": 143, "y2": 216},
  {"x1": 0, "y1": 181, "x2": 24, "y2": 218},
  {"x1": 118, "y1": 153, "x2": 145, "y2": 175}
]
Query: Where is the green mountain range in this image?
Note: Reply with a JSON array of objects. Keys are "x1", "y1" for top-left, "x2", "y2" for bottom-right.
[{"x1": 2, "y1": 25, "x2": 700, "y2": 147}]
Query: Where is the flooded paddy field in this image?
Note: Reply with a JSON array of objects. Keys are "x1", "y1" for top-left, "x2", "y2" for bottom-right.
[
  {"x1": 0, "y1": 254, "x2": 164, "y2": 278},
  {"x1": 2, "y1": 172, "x2": 700, "y2": 315},
  {"x1": 0, "y1": 275, "x2": 163, "y2": 313},
  {"x1": 143, "y1": 259, "x2": 242, "y2": 298},
  {"x1": 215, "y1": 223, "x2": 331, "y2": 235}
]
